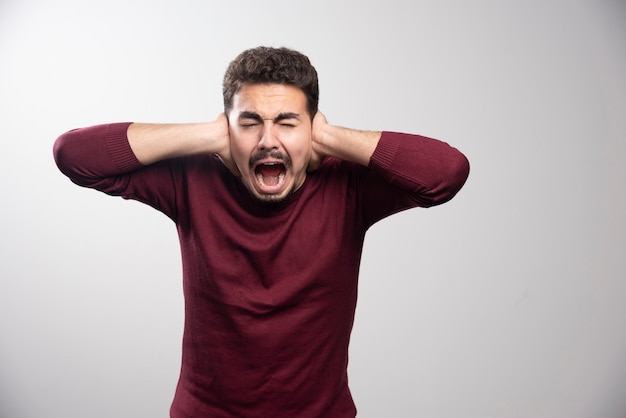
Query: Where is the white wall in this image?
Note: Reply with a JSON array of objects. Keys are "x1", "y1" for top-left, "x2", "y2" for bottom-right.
[{"x1": 1, "y1": 1, "x2": 624, "y2": 417}]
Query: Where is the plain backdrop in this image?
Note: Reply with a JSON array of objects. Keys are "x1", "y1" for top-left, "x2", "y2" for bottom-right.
[{"x1": 1, "y1": 0, "x2": 625, "y2": 417}]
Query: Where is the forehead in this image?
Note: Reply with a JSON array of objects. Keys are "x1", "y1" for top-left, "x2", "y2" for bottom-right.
[{"x1": 232, "y1": 83, "x2": 308, "y2": 116}]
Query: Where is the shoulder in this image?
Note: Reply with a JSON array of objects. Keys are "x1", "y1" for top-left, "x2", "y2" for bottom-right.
[{"x1": 306, "y1": 156, "x2": 368, "y2": 191}]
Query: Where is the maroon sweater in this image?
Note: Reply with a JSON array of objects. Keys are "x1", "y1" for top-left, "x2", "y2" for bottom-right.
[{"x1": 53, "y1": 123, "x2": 469, "y2": 417}]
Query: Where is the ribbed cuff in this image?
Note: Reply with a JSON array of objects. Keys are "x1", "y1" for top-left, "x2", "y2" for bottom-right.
[
  {"x1": 369, "y1": 131, "x2": 402, "y2": 170},
  {"x1": 104, "y1": 122, "x2": 143, "y2": 172}
]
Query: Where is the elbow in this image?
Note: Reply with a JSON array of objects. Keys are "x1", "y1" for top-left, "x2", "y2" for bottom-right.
[
  {"x1": 52, "y1": 130, "x2": 76, "y2": 179},
  {"x1": 448, "y1": 152, "x2": 470, "y2": 197},
  {"x1": 420, "y1": 151, "x2": 470, "y2": 207},
  {"x1": 52, "y1": 129, "x2": 96, "y2": 186}
]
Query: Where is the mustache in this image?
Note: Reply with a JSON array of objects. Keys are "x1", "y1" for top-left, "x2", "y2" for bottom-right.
[{"x1": 249, "y1": 151, "x2": 292, "y2": 169}]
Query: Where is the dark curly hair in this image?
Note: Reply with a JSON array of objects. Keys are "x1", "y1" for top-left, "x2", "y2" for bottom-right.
[{"x1": 223, "y1": 46, "x2": 319, "y2": 119}]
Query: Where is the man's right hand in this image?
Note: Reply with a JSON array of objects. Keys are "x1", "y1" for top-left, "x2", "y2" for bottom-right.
[{"x1": 212, "y1": 113, "x2": 239, "y2": 177}]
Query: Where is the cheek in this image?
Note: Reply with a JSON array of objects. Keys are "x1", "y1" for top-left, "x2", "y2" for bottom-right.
[
  {"x1": 298, "y1": 146, "x2": 313, "y2": 166},
  {"x1": 284, "y1": 132, "x2": 312, "y2": 166},
  {"x1": 229, "y1": 135, "x2": 253, "y2": 167},
  {"x1": 299, "y1": 142, "x2": 313, "y2": 168}
]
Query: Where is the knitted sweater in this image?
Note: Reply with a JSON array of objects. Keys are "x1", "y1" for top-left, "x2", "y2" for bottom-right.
[{"x1": 53, "y1": 123, "x2": 469, "y2": 417}]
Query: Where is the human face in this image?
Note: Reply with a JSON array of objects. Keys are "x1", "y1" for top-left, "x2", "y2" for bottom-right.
[{"x1": 228, "y1": 83, "x2": 312, "y2": 203}]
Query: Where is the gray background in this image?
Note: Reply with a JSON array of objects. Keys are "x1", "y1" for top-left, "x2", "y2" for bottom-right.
[{"x1": 1, "y1": 0, "x2": 625, "y2": 417}]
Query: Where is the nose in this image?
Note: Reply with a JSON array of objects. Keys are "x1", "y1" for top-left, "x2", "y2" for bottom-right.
[{"x1": 258, "y1": 122, "x2": 279, "y2": 150}]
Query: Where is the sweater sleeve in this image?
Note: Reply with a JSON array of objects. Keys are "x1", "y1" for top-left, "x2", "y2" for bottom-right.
[
  {"x1": 355, "y1": 131, "x2": 469, "y2": 228},
  {"x1": 53, "y1": 122, "x2": 141, "y2": 188},
  {"x1": 53, "y1": 122, "x2": 184, "y2": 220},
  {"x1": 368, "y1": 131, "x2": 470, "y2": 207}
]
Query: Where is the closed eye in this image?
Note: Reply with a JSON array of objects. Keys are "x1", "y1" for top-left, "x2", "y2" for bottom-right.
[{"x1": 238, "y1": 111, "x2": 264, "y2": 128}]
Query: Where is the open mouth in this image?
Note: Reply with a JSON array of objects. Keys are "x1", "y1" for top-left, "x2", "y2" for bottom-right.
[{"x1": 254, "y1": 162, "x2": 286, "y2": 191}]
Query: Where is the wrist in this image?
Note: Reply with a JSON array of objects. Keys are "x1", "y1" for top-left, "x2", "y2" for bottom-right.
[
  {"x1": 314, "y1": 124, "x2": 381, "y2": 166},
  {"x1": 312, "y1": 122, "x2": 336, "y2": 154}
]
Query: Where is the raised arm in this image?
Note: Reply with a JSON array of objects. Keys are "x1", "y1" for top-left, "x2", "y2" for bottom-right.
[
  {"x1": 310, "y1": 111, "x2": 470, "y2": 207},
  {"x1": 54, "y1": 114, "x2": 238, "y2": 185},
  {"x1": 310, "y1": 112, "x2": 381, "y2": 168},
  {"x1": 127, "y1": 113, "x2": 234, "y2": 172}
]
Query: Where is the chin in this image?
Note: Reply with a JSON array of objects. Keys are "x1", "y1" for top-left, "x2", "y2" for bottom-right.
[
  {"x1": 249, "y1": 184, "x2": 297, "y2": 205},
  {"x1": 253, "y1": 190, "x2": 292, "y2": 205}
]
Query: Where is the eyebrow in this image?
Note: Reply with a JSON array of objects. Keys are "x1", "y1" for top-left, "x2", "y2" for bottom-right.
[{"x1": 238, "y1": 111, "x2": 301, "y2": 123}]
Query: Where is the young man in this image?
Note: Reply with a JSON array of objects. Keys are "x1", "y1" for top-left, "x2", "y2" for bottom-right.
[{"x1": 54, "y1": 46, "x2": 470, "y2": 417}]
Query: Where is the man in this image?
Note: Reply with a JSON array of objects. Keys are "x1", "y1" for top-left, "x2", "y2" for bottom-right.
[{"x1": 54, "y1": 46, "x2": 469, "y2": 417}]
